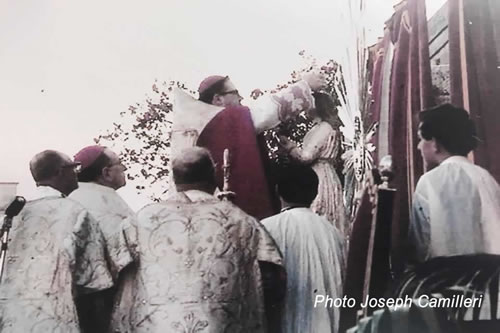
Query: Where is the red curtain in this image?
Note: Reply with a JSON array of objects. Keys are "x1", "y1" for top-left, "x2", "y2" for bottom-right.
[
  {"x1": 368, "y1": 31, "x2": 391, "y2": 163},
  {"x1": 384, "y1": 0, "x2": 433, "y2": 275},
  {"x1": 341, "y1": 1, "x2": 434, "y2": 330},
  {"x1": 448, "y1": 0, "x2": 500, "y2": 182},
  {"x1": 348, "y1": 0, "x2": 434, "y2": 281}
]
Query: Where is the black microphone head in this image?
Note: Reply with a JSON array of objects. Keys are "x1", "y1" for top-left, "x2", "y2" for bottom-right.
[{"x1": 5, "y1": 196, "x2": 26, "y2": 218}]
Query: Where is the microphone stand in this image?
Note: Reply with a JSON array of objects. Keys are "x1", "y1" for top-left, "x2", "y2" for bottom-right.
[
  {"x1": 0, "y1": 196, "x2": 26, "y2": 283},
  {"x1": 0, "y1": 214, "x2": 14, "y2": 283}
]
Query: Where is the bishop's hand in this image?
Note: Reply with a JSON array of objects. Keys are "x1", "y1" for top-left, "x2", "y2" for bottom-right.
[{"x1": 278, "y1": 135, "x2": 297, "y2": 153}]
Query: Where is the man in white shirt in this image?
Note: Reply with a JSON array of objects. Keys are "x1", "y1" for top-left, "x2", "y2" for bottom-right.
[
  {"x1": 262, "y1": 165, "x2": 344, "y2": 333},
  {"x1": 0, "y1": 150, "x2": 113, "y2": 332},
  {"x1": 400, "y1": 104, "x2": 500, "y2": 322},
  {"x1": 409, "y1": 104, "x2": 500, "y2": 263}
]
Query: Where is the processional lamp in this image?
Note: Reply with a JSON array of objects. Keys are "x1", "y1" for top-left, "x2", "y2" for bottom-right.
[
  {"x1": 0, "y1": 196, "x2": 26, "y2": 283},
  {"x1": 216, "y1": 148, "x2": 236, "y2": 201}
]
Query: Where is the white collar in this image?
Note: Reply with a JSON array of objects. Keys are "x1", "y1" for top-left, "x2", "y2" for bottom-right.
[
  {"x1": 183, "y1": 190, "x2": 216, "y2": 201},
  {"x1": 32, "y1": 186, "x2": 64, "y2": 200},
  {"x1": 440, "y1": 155, "x2": 471, "y2": 166},
  {"x1": 76, "y1": 182, "x2": 116, "y2": 195},
  {"x1": 280, "y1": 206, "x2": 310, "y2": 213}
]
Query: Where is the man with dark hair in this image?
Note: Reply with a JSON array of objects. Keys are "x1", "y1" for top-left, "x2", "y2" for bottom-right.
[
  {"x1": 417, "y1": 103, "x2": 477, "y2": 168},
  {"x1": 69, "y1": 145, "x2": 137, "y2": 332},
  {"x1": 262, "y1": 165, "x2": 345, "y2": 333},
  {"x1": 0, "y1": 150, "x2": 113, "y2": 332},
  {"x1": 276, "y1": 164, "x2": 319, "y2": 205},
  {"x1": 172, "y1": 72, "x2": 325, "y2": 220},
  {"x1": 409, "y1": 104, "x2": 500, "y2": 264},
  {"x1": 111, "y1": 147, "x2": 285, "y2": 332}
]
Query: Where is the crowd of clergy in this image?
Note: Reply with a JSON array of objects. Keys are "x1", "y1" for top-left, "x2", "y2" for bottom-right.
[
  {"x1": 0, "y1": 144, "x2": 344, "y2": 333},
  {"x1": 1, "y1": 73, "x2": 499, "y2": 333}
]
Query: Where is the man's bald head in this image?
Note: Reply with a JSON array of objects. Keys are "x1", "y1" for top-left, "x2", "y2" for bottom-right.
[
  {"x1": 29, "y1": 150, "x2": 79, "y2": 195},
  {"x1": 30, "y1": 150, "x2": 66, "y2": 182},
  {"x1": 172, "y1": 147, "x2": 216, "y2": 193}
]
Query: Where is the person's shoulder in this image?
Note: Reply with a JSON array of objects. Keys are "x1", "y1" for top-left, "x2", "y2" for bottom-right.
[
  {"x1": 263, "y1": 209, "x2": 318, "y2": 230},
  {"x1": 220, "y1": 105, "x2": 252, "y2": 123},
  {"x1": 29, "y1": 196, "x2": 89, "y2": 219},
  {"x1": 136, "y1": 197, "x2": 231, "y2": 221},
  {"x1": 219, "y1": 200, "x2": 257, "y2": 221},
  {"x1": 428, "y1": 158, "x2": 476, "y2": 180},
  {"x1": 319, "y1": 121, "x2": 335, "y2": 131},
  {"x1": 312, "y1": 121, "x2": 336, "y2": 139},
  {"x1": 415, "y1": 165, "x2": 446, "y2": 195},
  {"x1": 460, "y1": 161, "x2": 500, "y2": 192},
  {"x1": 72, "y1": 184, "x2": 133, "y2": 215},
  {"x1": 416, "y1": 158, "x2": 482, "y2": 196},
  {"x1": 261, "y1": 213, "x2": 279, "y2": 226},
  {"x1": 418, "y1": 162, "x2": 457, "y2": 185},
  {"x1": 69, "y1": 182, "x2": 95, "y2": 197},
  {"x1": 137, "y1": 201, "x2": 176, "y2": 219},
  {"x1": 260, "y1": 213, "x2": 284, "y2": 233},
  {"x1": 226, "y1": 104, "x2": 250, "y2": 112},
  {"x1": 218, "y1": 105, "x2": 251, "y2": 117},
  {"x1": 467, "y1": 162, "x2": 498, "y2": 180},
  {"x1": 218, "y1": 201, "x2": 274, "y2": 234},
  {"x1": 307, "y1": 211, "x2": 339, "y2": 231}
]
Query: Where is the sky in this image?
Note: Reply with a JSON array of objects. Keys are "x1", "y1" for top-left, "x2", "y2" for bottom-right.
[{"x1": 0, "y1": 0, "x2": 446, "y2": 210}]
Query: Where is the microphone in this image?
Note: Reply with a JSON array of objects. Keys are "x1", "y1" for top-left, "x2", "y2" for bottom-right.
[
  {"x1": 1, "y1": 196, "x2": 26, "y2": 282},
  {"x1": 4, "y1": 196, "x2": 26, "y2": 218}
]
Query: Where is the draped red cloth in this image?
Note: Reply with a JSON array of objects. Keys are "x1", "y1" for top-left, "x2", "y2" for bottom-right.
[
  {"x1": 384, "y1": 0, "x2": 433, "y2": 275},
  {"x1": 367, "y1": 38, "x2": 386, "y2": 163},
  {"x1": 358, "y1": 0, "x2": 433, "y2": 278},
  {"x1": 340, "y1": 3, "x2": 433, "y2": 330},
  {"x1": 448, "y1": 0, "x2": 500, "y2": 182},
  {"x1": 196, "y1": 106, "x2": 276, "y2": 220}
]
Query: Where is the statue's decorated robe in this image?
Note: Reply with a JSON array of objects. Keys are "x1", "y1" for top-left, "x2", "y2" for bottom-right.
[
  {"x1": 287, "y1": 121, "x2": 348, "y2": 236},
  {"x1": 172, "y1": 81, "x2": 314, "y2": 219},
  {"x1": 0, "y1": 186, "x2": 113, "y2": 332},
  {"x1": 110, "y1": 190, "x2": 283, "y2": 332}
]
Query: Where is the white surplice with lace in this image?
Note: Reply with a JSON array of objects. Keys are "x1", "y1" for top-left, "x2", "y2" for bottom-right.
[{"x1": 262, "y1": 208, "x2": 345, "y2": 333}]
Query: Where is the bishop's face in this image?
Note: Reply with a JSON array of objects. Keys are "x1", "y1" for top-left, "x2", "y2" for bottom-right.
[
  {"x1": 102, "y1": 149, "x2": 127, "y2": 190},
  {"x1": 215, "y1": 80, "x2": 243, "y2": 107}
]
